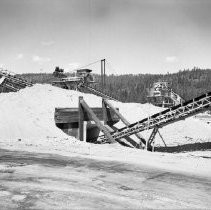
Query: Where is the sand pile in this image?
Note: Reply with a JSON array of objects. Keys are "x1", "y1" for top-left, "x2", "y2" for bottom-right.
[
  {"x1": 0, "y1": 84, "x2": 101, "y2": 144},
  {"x1": 0, "y1": 84, "x2": 210, "y2": 148}
]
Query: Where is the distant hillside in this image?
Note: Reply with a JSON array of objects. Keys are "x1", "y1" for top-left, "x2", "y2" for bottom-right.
[{"x1": 20, "y1": 68, "x2": 211, "y2": 103}]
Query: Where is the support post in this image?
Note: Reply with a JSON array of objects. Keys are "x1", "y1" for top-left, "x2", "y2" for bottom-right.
[
  {"x1": 80, "y1": 98, "x2": 115, "y2": 143},
  {"x1": 83, "y1": 121, "x2": 87, "y2": 142},
  {"x1": 157, "y1": 130, "x2": 167, "y2": 147},
  {"x1": 103, "y1": 59, "x2": 106, "y2": 88},
  {"x1": 145, "y1": 139, "x2": 149, "y2": 151},
  {"x1": 103, "y1": 99, "x2": 145, "y2": 148},
  {"x1": 101, "y1": 59, "x2": 104, "y2": 91},
  {"x1": 147, "y1": 127, "x2": 159, "y2": 151},
  {"x1": 152, "y1": 140, "x2": 155, "y2": 152},
  {"x1": 102, "y1": 98, "x2": 108, "y2": 125},
  {"x1": 101, "y1": 59, "x2": 106, "y2": 91},
  {"x1": 78, "y1": 96, "x2": 84, "y2": 141}
]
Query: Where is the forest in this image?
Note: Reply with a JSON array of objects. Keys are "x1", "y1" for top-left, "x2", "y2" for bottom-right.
[{"x1": 21, "y1": 68, "x2": 211, "y2": 103}]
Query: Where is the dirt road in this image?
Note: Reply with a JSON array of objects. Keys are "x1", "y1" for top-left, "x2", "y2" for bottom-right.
[{"x1": 0, "y1": 149, "x2": 210, "y2": 209}]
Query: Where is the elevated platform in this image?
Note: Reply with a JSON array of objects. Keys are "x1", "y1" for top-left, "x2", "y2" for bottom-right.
[
  {"x1": 147, "y1": 81, "x2": 184, "y2": 107},
  {"x1": 55, "y1": 103, "x2": 120, "y2": 143},
  {"x1": 55, "y1": 107, "x2": 119, "y2": 124},
  {"x1": 52, "y1": 68, "x2": 95, "y2": 90}
]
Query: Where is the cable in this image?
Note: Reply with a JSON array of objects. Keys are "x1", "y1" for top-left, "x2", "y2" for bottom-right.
[
  {"x1": 70, "y1": 59, "x2": 102, "y2": 72},
  {"x1": 65, "y1": 58, "x2": 119, "y2": 77}
]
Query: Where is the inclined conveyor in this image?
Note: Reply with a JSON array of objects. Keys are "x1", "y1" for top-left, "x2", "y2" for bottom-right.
[{"x1": 98, "y1": 91, "x2": 211, "y2": 144}]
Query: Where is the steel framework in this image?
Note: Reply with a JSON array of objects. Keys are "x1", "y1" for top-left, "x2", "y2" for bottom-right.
[
  {"x1": 0, "y1": 69, "x2": 32, "y2": 92},
  {"x1": 98, "y1": 91, "x2": 211, "y2": 143}
]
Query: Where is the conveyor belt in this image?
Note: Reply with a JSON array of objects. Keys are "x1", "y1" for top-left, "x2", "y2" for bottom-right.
[
  {"x1": 98, "y1": 91, "x2": 211, "y2": 143},
  {"x1": 80, "y1": 84, "x2": 119, "y2": 101},
  {"x1": 4, "y1": 83, "x2": 19, "y2": 92},
  {"x1": 0, "y1": 69, "x2": 33, "y2": 92}
]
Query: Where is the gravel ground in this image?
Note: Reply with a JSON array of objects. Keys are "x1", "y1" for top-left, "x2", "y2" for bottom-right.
[{"x1": 0, "y1": 149, "x2": 211, "y2": 209}]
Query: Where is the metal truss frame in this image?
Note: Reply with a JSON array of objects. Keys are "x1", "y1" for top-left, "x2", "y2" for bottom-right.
[
  {"x1": 0, "y1": 69, "x2": 33, "y2": 92},
  {"x1": 99, "y1": 92, "x2": 211, "y2": 142}
]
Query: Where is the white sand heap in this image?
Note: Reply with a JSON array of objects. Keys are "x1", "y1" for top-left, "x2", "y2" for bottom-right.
[
  {"x1": 0, "y1": 84, "x2": 101, "y2": 143},
  {"x1": 0, "y1": 84, "x2": 210, "y2": 147}
]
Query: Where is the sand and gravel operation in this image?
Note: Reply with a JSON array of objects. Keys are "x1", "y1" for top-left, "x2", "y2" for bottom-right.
[
  {"x1": 0, "y1": 84, "x2": 211, "y2": 209},
  {"x1": 0, "y1": 84, "x2": 210, "y2": 169},
  {"x1": 0, "y1": 84, "x2": 210, "y2": 147}
]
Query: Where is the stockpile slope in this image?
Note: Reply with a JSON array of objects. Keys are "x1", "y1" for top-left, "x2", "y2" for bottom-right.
[
  {"x1": 0, "y1": 84, "x2": 102, "y2": 145},
  {"x1": 0, "y1": 84, "x2": 210, "y2": 148}
]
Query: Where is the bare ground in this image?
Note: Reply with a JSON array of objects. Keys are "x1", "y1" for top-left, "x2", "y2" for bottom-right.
[{"x1": 0, "y1": 149, "x2": 211, "y2": 209}]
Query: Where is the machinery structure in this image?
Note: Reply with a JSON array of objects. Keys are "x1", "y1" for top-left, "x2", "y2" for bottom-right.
[
  {"x1": 52, "y1": 67, "x2": 95, "y2": 90},
  {"x1": 0, "y1": 68, "x2": 33, "y2": 93},
  {"x1": 52, "y1": 61, "x2": 118, "y2": 101},
  {"x1": 97, "y1": 91, "x2": 211, "y2": 149},
  {"x1": 147, "y1": 81, "x2": 184, "y2": 107},
  {"x1": 55, "y1": 90, "x2": 211, "y2": 150}
]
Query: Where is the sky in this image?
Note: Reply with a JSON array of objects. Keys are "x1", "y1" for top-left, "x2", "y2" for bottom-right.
[{"x1": 0, "y1": 0, "x2": 211, "y2": 75}]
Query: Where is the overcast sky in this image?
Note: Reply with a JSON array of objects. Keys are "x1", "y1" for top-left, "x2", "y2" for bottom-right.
[{"x1": 0, "y1": 0, "x2": 211, "y2": 75}]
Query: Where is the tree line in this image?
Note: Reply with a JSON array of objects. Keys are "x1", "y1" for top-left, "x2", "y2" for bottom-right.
[{"x1": 21, "y1": 68, "x2": 211, "y2": 103}]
